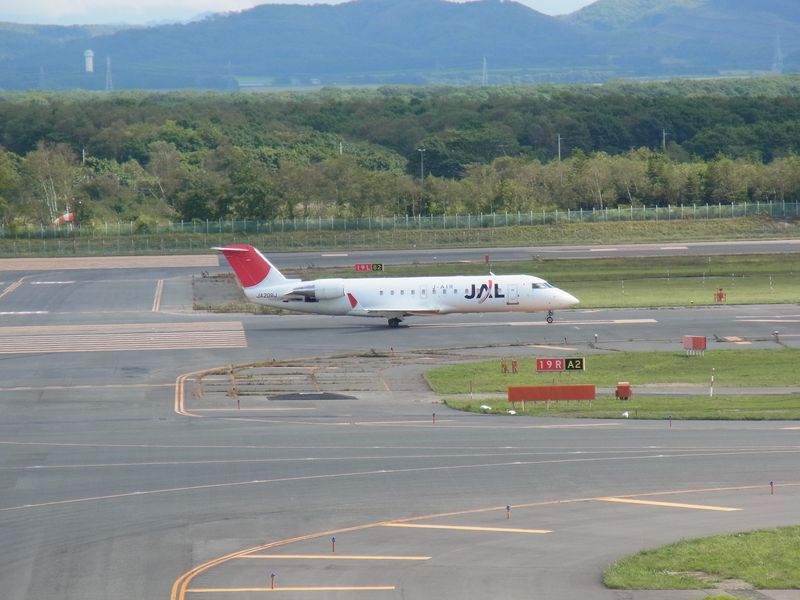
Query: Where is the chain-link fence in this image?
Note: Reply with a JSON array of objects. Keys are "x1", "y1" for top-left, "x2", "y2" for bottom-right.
[{"x1": 2, "y1": 202, "x2": 798, "y2": 241}]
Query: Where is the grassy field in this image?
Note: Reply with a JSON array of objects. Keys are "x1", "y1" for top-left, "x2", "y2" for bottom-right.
[
  {"x1": 431, "y1": 349, "x2": 800, "y2": 420},
  {"x1": 604, "y1": 526, "x2": 800, "y2": 590},
  {"x1": 426, "y1": 349, "x2": 800, "y2": 394},
  {"x1": 443, "y1": 395, "x2": 800, "y2": 420}
]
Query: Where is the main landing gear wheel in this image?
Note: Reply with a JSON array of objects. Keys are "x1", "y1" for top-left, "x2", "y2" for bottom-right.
[
  {"x1": 546, "y1": 310, "x2": 554, "y2": 324},
  {"x1": 388, "y1": 317, "x2": 402, "y2": 328}
]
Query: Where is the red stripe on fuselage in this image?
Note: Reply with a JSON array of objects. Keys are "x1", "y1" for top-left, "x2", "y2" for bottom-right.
[{"x1": 347, "y1": 292, "x2": 358, "y2": 308}]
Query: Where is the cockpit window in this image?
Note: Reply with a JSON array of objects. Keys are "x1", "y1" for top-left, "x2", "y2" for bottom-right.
[{"x1": 531, "y1": 282, "x2": 554, "y2": 290}]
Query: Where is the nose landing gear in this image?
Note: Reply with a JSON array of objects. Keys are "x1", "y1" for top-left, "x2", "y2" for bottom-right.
[{"x1": 546, "y1": 310, "x2": 554, "y2": 324}]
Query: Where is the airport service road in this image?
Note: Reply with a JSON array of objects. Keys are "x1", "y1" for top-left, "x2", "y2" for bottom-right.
[{"x1": 0, "y1": 260, "x2": 799, "y2": 600}]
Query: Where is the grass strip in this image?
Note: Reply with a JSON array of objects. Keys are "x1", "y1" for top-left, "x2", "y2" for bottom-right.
[
  {"x1": 604, "y1": 526, "x2": 800, "y2": 590},
  {"x1": 426, "y1": 349, "x2": 800, "y2": 393},
  {"x1": 443, "y1": 395, "x2": 800, "y2": 420}
]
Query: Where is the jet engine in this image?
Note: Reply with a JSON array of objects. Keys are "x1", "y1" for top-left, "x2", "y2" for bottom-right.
[{"x1": 309, "y1": 279, "x2": 345, "y2": 300}]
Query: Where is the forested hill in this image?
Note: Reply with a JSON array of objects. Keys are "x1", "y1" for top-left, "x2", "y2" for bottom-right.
[
  {"x1": 0, "y1": 0, "x2": 798, "y2": 91},
  {"x1": 3, "y1": 80, "x2": 800, "y2": 226}
]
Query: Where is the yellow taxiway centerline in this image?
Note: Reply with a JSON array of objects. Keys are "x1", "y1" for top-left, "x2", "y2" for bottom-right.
[
  {"x1": 382, "y1": 523, "x2": 552, "y2": 534},
  {"x1": 242, "y1": 554, "x2": 430, "y2": 560},
  {"x1": 596, "y1": 497, "x2": 741, "y2": 511}
]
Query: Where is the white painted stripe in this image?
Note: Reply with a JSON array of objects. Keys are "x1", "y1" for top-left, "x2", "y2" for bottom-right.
[
  {"x1": 29, "y1": 281, "x2": 76, "y2": 285},
  {"x1": 0, "y1": 311, "x2": 49, "y2": 316},
  {"x1": 528, "y1": 344, "x2": 577, "y2": 351},
  {"x1": 321, "y1": 253, "x2": 349, "y2": 257},
  {"x1": 659, "y1": 246, "x2": 689, "y2": 250},
  {"x1": 0, "y1": 321, "x2": 246, "y2": 354},
  {"x1": 0, "y1": 277, "x2": 25, "y2": 300},
  {"x1": 736, "y1": 319, "x2": 800, "y2": 324},
  {"x1": 0, "y1": 321, "x2": 242, "y2": 335},
  {"x1": 152, "y1": 279, "x2": 164, "y2": 312},
  {"x1": 591, "y1": 248, "x2": 619, "y2": 252}
]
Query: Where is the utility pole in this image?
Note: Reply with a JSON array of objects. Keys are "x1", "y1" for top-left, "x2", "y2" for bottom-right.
[
  {"x1": 417, "y1": 147, "x2": 426, "y2": 186},
  {"x1": 557, "y1": 134, "x2": 563, "y2": 162},
  {"x1": 662, "y1": 128, "x2": 669, "y2": 152}
]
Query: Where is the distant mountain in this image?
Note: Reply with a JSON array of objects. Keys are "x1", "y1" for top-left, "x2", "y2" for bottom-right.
[
  {"x1": 566, "y1": 0, "x2": 706, "y2": 29},
  {"x1": 571, "y1": 0, "x2": 800, "y2": 75},
  {"x1": 0, "y1": 0, "x2": 591, "y2": 90},
  {"x1": 0, "y1": 0, "x2": 797, "y2": 91},
  {"x1": 0, "y1": 22, "x2": 130, "y2": 61}
]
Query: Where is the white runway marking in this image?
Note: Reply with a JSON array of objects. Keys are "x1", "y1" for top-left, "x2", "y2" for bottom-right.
[
  {"x1": 0, "y1": 277, "x2": 26, "y2": 300},
  {"x1": 4, "y1": 448, "x2": 799, "y2": 512},
  {"x1": 29, "y1": 281, "x2": 76, "y2": 285},
  {"x1": 736, "y1": 319, "x2": 800, "y2": 324},
  {"x1": 528, "y1": 344, "x2": 577, "y2": 351},
  {"x1": 0, "y1": 311, "x2": 49, "y2": 316},
  {"x1": 152, "y1": 279, "x2": 164, "y2": 312},
  {"x1": 0, "y1": 321, "x2": 246, "y2": 354}
]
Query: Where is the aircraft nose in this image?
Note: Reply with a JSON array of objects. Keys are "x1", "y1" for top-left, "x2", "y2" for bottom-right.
[{"x1": 557, "y1": 290, "x2": 580, "y2": 307}]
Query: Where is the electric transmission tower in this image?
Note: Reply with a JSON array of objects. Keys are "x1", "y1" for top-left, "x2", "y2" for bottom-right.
[
  {"x1": 772, "y1": 34, "x2": 784, "y2": 74},
  {"x1": 105, "y1": 56, "x2": 114, "y2": 92}
]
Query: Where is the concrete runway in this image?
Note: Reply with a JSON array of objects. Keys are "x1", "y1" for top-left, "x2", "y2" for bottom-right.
[{"x1": 1, "y1": 249, "x2": 799, "y2": 600}]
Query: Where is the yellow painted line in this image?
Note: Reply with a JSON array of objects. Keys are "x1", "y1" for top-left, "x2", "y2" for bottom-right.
[
  {"x1": 187, "y1": 586, "x2": 395, "y2": 593},
  {"x1": 382, "y1": 523, "x2": 551, "y2": 534},
  {"x1": 243, "y1": 554, "x2": 430, "y2": 561},
  {"x1": 596, "y1": 497, "x2": 741, "y2": 512},
  {"x1": 173, "y1": 482, "x2": 800, "y2": 600}
]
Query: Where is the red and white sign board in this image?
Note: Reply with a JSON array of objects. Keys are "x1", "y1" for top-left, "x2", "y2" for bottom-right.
[
  {"x1": 682, "y1": 336, "x2": 707, "y2": 351},
  {"x1": 536, "y1": 358, "x2": 565, "y2": 372}
]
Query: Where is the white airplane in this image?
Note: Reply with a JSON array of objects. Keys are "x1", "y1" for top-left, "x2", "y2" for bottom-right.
[{"x1": 215, "y1": 244, "x2": 579, "y2": 327}]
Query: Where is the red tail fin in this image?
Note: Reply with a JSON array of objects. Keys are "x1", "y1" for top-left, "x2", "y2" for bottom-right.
[{"x1": 215, "y1": 245, "x2": 286, "y2": 288}]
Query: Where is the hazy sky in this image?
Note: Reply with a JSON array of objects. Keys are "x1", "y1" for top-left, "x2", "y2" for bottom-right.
[{"x1": 0, "y1": 0, "x2": 597, "y2": 26}]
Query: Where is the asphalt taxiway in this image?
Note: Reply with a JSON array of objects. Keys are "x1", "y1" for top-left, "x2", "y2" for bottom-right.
[{"x1": 0, "y1": 250, "x2": 799, "y2": 600}]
